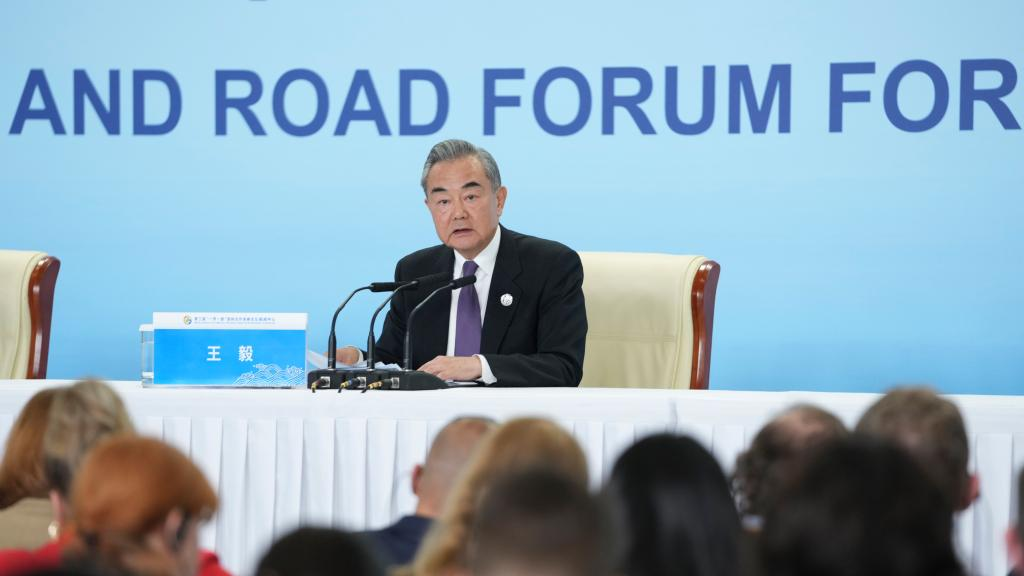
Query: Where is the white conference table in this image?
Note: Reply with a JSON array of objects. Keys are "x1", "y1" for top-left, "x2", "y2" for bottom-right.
[{"x1": 1, "y1": 381, "x2": 1021, "y2": 576}]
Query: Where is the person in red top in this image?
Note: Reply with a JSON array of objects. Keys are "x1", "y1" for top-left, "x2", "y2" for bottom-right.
[
  {"x1": 0, "y1": 380, "x2": 232, "y2": 576},
  {"x1": 62, "y1": 435, "x2": 227, "y2": 576}
]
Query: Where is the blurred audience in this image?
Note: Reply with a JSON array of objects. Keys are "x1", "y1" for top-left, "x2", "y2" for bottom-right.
[
  {"x1": 0, "y1": 388, "x2": 61, "y2": 548},
  {"x1": 63, "y1": 435, "x2": 223, "y2": 576},
  {"x1": 408, "y1": 417, "x2": 588, "y2": 576},
  {"x1": 855, "y1": 386, "x2": 977, "y2": 512},
  {"x1": 256, "y1": 527, "x2": 384, "y2": 576},
  {"x1": 1008, "y1": 467, "x2": 1023, "y2": 576},
  {"x1": 0, "y1": 380, "x2": 230, "y2": 576},
  {"x1": 733, "y1": 404, "x2": 847, "y2": 526},
  {"x1": 605, "y1": 433, "x2": 740, "y2": 576},
  {"x1": 43, "y1": 380, "x2": 136, "y2": 529},
  {"x1": 0, "y1": 384, "x2": 1011, "y2": 576},
  {"x1": 467, "y1": 468, "x2": 611, "y2": 576},
  {"x1": 365, "y1": 417, "x2": 495, "y2": 567},
  {"x1": 759, "y1": 435, "x2": 965, "y2": 576},
  {"x1": 0, "y1": 380, "x2": 134, "y2": 575}
]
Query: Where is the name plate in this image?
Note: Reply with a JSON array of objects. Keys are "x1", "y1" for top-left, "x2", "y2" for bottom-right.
[{"x1": 152, "y1": 312, "x2": 307, "y2": 387}]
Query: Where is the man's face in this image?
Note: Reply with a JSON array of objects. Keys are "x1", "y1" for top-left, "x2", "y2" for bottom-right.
[{"x1": 424, "y1": 155, "x2": 506, "y2": 260}]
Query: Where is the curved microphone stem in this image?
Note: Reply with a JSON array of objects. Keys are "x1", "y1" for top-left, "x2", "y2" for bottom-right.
[
  {"x1": 328, "y1": 286, "x2": 371, "y2": 369},
  {"x1": 367, "y1": 282, "x2": 420, "y2": 369},
  {"x1": 403, "y1": 283, "x2": 455, "y2": 370}
]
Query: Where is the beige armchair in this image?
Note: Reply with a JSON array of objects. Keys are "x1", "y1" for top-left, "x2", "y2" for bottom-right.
[
  {"x1": 578, "y1": 253, "x2": 719, "y2": 390},
  {"x1": 0, "y1": 250, "x2": 60, "y2": 379}
]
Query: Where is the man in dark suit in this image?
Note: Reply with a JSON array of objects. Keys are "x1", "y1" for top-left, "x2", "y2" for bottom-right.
[
  {"x1": 364, "y1": 417, "x2": 495, "y2": 567},
  {"x1": 339, "y1": 139, "x2": 587, "y2": 387}
]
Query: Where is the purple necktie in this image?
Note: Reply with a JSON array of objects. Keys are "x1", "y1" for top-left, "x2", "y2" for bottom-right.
[{"x1": 454, "y1": 260, "x2": 481, "y2": 356}]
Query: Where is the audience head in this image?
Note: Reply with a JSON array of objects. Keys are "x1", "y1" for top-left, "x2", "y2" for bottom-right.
[
  {"x1": 411, "y1": 417, "x2": 588, "y2": 576},
  {"x1": 855, "y1": 386, "x2": 975, "y2": 511},
  {"x1": 0, "y1": 387, "x2": 60, "y2": 508},
  {"x1": 606, "y1": 433, "x2": 740, "y2": 576},
  {"x1": 733, "y1": 403, "x2": 847, "y2": 521},
  {"x1": 43, "y1": 379, "x2": 135, "y2": 501},
  {"x1": 759, "y1": 435, "x2": 964, "y2": 576},
  {"x1": 66, "y1": 436, "x2": 217, "y2": 576},
  {"x1": 414, "y1": 417, "x2": 497, "y2": 518},
  {"x1": 1007, "y1": 467, "x2": 1024, "y2": 574},
  {"x1": 256, "y1": 527, "x2": 385, "y2": 576},
  {"x1": 468, "y1": 468, "x2": 611, "y2": 576}
]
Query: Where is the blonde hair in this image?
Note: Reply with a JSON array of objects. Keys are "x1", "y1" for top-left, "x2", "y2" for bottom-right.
[
  {"x1": 0, "y1": 387, "x2": 61, "y2": 507},
  {"x1": 409, "y1": 418, "x2": 589, "y2": 576},
  {"x1": 43, "y1": 379, "x2": 135, "y2": 496}
]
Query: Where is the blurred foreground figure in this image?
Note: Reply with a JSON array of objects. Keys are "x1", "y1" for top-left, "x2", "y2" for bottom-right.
[
  {"x1": 759, "y1": 436, "x2": 965, "y2": 576},
  {"x1": 256, "y1": 527, "x2": 384, "y2": 576},
  {"x1": 856, "y1": 386, "x2": 977, "y2": 513},
  {"x1": 408, "y1": 417, "x2": 588, "y2": 576},
  {"x1": 0, "y1": 388, "x2": 61, "y2": 547},
  {"x1": 733, "y1": 404, "x2": 847, "y2": 525},
  {"x1": 1007, "y1": 468, "x2": 1023, "y2": 576},
  {"x1": 606, "y1": 434, "x2": 740, "y2": 576},
  {"x1": 467, "y1": 469, "x2": 612, "y2": 576},
  {"x1": 366, "y1": 417, "x2": 495, "y2": 567},
  {"x1": 64, "y1": 436, "x2": 226, "y2": 576},
  {"x1": 0, "y1": 380, "x2": 135, "y2": 575}
]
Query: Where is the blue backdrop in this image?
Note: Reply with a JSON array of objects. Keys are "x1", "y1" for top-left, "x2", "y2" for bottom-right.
[{"x1": 2, "y1": 1, "x2": 1022, "y2": 393}]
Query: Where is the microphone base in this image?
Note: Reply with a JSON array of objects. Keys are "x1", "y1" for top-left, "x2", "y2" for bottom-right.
[{"x1": 307, "y1": 369, "x2": 453, "y2": 391}]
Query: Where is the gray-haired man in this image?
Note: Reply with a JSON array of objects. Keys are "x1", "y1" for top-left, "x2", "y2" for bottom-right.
[{"x1": 338, "y1": 139, "x2": 587, "y2": 387}]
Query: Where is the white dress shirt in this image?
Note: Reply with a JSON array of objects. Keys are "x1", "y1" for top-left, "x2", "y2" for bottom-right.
[{"x1": 447, "y1": 226, "x2": 501, "y2": 384}]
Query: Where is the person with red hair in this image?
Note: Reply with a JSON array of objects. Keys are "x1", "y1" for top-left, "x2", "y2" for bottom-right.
[
  {"x1": 63, "y1": 435, "x2": 225, "y2": 576},
  {"x1": 0, "y1": 380, "x2": 231, "y2": 576}
]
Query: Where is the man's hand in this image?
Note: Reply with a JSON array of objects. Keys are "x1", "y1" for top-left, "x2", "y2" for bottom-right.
[
  {"x1": 334, "y1": 346, "x2": 362, "y2": 366},
  {"x1": 419, "y1": 355, "x2": 482, "y2": 382}
]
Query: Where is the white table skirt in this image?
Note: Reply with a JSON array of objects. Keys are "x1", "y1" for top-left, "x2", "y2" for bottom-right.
[{"x1": 0, "y1": 381, "x2": 1020, "y2": 576}]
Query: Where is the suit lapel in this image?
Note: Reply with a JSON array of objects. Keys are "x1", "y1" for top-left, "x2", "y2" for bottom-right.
[
  {"x1": 416, "y1": 248, "x2": 454, "y2": 363},
  {"x1": 482, "y1": 227, "x2": 522, "y2": 354}
]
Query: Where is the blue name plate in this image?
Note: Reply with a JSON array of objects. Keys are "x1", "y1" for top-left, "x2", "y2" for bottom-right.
[{"x1": 152, "y1": 312, "x2": 307, "y2": 387}]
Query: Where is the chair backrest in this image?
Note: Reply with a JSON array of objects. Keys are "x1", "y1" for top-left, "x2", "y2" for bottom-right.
[
  {"x1": 0, "y1": 250, "x2": 60, "y2": 379},
  {"x1": 578, "y1": 252, "x2": 719, "y2": 390}
]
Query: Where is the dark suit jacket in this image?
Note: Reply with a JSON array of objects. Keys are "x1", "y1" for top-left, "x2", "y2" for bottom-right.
[
  {"x1": 363, "y1": 514, "x2": 433, "y2": 567},
  {"x1": 374, "y1": 226, "x2": 587, "y2": 387}
]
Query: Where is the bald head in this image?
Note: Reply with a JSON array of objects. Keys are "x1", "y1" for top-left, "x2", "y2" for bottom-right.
[{"x1": 415, "y1": 417, "x2": 496, "y2": 517}]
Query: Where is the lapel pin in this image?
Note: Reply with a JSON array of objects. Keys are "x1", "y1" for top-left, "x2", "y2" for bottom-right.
[{"x1": 500, "y1": 293, "x2": 514, "y2": 307}]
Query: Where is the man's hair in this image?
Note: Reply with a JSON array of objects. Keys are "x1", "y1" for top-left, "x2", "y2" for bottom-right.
[
  {"x1": 42, "y1": 380, "x2": 135, "y2": 497},
  {"x1": 855, "y1": 386, "x2": 970, "y2": 511},
  {"x1": 733, "y1": 404, "x2": 847, "y2": 518},
  {"x1": 606, "y1": 434, "x2": 741, "y2": 576},
  {"x1": 759, "y1": 436, "x2": 964, "y2": 576},
  {"x1": 257, "y1": 527, "x2": 385, "y2": 576},
  {"x1": 420, "y1": 139, "x2": 502, "y2": 193},
  {"x1": 468, "y1": 468, "x2": 612, "y2": 576}
]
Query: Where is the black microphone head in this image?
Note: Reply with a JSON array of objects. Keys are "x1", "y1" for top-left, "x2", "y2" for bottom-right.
[
  {"x1": 452, "y1": 274, "x2": 477, "y2": 289},
  {"x1": 369, "y1": 281, "x2": 405, "y2": 293},
  {"x1": 414, "y1": 271, "x2": 450, "y2": 287}
]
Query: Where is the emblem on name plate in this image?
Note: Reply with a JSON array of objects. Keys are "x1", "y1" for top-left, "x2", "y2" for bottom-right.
[{"x1": 500, "y1": 293, "x2": 514, "y2": 307}]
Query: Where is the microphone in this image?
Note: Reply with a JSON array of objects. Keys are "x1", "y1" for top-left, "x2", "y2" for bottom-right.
[
  {"x1": 365, "y1": 271, "x2": 449, "y2": 369},
  {"x1": 327, "y1": 286, "x2": 372, "y2": 370},
  {"x1": 403, "y1": 274, "x2": 477, "y2": 370},
  {"x1": 325, "y1": 272, "x2": 448, "y2": 371}
]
